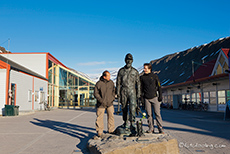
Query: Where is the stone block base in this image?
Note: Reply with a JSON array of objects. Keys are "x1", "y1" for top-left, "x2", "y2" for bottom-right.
[{"x1": 87, "y1": 133, "x2": 179, "y2": 154}]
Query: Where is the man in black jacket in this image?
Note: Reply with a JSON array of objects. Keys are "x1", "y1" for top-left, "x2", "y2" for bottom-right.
[
  {"x1": 94, "y1": 71, "x2": 115, "y2": 137},
  {"x1": 140, "y1": 63, "x2": 164, "y2": 134}
]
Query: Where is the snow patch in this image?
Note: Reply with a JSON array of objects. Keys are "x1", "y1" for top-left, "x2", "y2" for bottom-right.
[
  {"x1": 210, "y1": 52, "x2": 214, "y2": 56},
  {"x1": 161, "y1": 79, "x2": 170, "y2": 85},
  {"x1": 214, "y1": 50, "x2": 220, "y2": 55},
  {"x1": 168, "y1": 81, "x2": 174, "y2": 85},
  {"x1": 201, "y1": 55, "x2": 208, "y2": 60},
  {"x1": 180, "y1": 72, "x2": 185, "y2": 76},
  {"x1": 219, "y1": 37, "x2": 224, "y2": 41}
]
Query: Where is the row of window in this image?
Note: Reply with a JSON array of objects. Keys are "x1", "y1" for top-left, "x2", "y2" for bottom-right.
[
  {"x1": 28, "y1": 90, "x2": 46, "y2": 103},
  {"x1": 48, "y1": 60, "x2": 93, "y2": 87},
  {"x1": 48, "y1": 60, "x2": 95, "y2": 107},
  {"x1": 163, "y1": 90, "x2": 230, "y2": 105}
]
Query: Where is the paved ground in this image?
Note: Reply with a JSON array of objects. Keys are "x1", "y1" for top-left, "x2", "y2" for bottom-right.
[
  {"x1": 0, "y1": 104, "x2": 229, "y2": 154},
  {"x1": 161, "y1": 109, "x2": 230, "y2": 154}
]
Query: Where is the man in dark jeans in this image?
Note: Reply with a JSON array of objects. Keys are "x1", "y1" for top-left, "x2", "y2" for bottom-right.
[
  {"x1": 94, "y1": 70, "x2": 115, "y2": 137},
  {"x1": 140, "y1": 63, "x2": 164, "y2": 134}
]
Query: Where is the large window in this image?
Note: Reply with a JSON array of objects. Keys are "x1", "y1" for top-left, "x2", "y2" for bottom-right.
[
  {"x1": 59, "y1": 68, "x2": 67, "y2": 87},
  {"x1": 218, "y1": 90, "x2": 226, "y2": 104},
  {"x1": 191, "y1": 93, "x2": 196, "y2": 102},
  {"x1": 57, "y1": 66, "x2": 95, "y2": 107},
  {"x1": 68, "y1": 73, "x2": 75, "y2": 86},
  {"x1": 197, "y1": 93, "x2": 201, "y2": 103},
  {"x1": 182, "y1": 94, "x2": 186, "y2": 103},
  {"x1": 203, "y1": 92, "x2": 209, "y2": 104},
  {"x1": 79, "y1": 77, "x2": 89, "y2": 86},
  {"x1": 48, "y1": 60, "x2": 53, "y2": 83},
  {"x1": 191, "y1": 93, "x2": 201, "y2": 103},
  {"x1": 167, "y1": 95, "x2": 173, "y2": 105},
  {"x1": 210, "y1": 91, "x2": 216, "y2": 104},
  {"x1": 182, "y1": 94, "x2": 190, "y2": 103},
  {"x1": 163, "y1": 96, "x2": 167, "y2": 103}
]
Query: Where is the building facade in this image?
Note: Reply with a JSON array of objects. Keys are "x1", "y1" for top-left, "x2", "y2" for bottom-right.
[
  {"x1": 0, "y1": 53, "x2": 95, "y2": 114},
  {"x1": 0, "y1": 55, "x2": 48, "y2": 115},
  {"x1": 161, "y1": 49, "x2": 230, "y2": 112}
]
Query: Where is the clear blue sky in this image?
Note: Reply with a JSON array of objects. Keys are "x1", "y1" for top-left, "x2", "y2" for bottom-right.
[{"x1": 1, "y1": 0, "x2": 230, "y2": 79}]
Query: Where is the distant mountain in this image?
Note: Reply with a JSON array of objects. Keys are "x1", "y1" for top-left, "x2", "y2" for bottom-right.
[
  {"x1": 92, "y1": 36, "x2": 230, "y2": 85},
  {"x1": 93, "y1": 66, "x2": 144, "y2": 83},
  {"x1": 150, "y1": 36, "x2": 230, "y2": 86}
]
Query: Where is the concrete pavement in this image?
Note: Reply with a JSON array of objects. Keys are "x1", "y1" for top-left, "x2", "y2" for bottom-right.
[
  {"x1": 0, "y1": 105, "x2": 229, "y2": 154},
  {"x1": 0, "y1": 108, "x2": 100, "y2": 154},
  {"x1": 161, "y1": 109, "x2": 230, "y2": 154}
]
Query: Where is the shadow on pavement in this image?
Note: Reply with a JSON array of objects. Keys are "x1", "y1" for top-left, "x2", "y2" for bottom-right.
[
  {"x1": 30, "y1": 118, "x2": 96, "y2": 153},
  {"x1": 160, "y1": 109, "x2": 230, "y2": 141},
  {"x1": 57, "y1": 104, "x2": 125, "y2": 117}
]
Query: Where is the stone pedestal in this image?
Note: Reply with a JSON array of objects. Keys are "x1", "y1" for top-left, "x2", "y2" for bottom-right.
[{"x1": 87, "y1": 133, "x2": 179, "y2": 154}]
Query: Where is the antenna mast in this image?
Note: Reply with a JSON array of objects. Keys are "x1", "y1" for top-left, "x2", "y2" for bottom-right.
[{"x1": 8, "y1": 38, "x2": 10, "y2": 52}]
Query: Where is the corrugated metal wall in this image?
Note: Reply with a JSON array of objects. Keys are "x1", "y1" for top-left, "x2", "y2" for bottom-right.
[{"x1": 0, "y1": 69, "x2": 6, "y2": 115}]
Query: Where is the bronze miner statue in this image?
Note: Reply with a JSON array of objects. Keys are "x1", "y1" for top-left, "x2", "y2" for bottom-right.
[{"x1": 116, "y1": 53, "x2": 141, "y2": 136}]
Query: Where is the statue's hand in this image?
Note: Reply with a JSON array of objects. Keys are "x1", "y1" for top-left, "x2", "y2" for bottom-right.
[
  {"x1": 137, "y1": 97, "x2": 142, "y2": 106},
  {"x1": 139, "y1": 97, "x2": 145, "y2": 110},
  {"x1": 136, "y1": 105, "x2": 141, "y2": 116}
]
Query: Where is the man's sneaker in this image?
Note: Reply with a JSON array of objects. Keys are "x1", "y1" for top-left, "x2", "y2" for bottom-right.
[
  {"x1": 145, "y1": 130, "x2": 154, "y2": 133},
  {"x1": 158, "y1": 127, "x2": 164, "y2": 134},
  {"x1": 93, "y1": 135, "x2": 101, "y2": 140},
  {"x1": 129, "y1": 133, "x2": 137, "y2": 137},
  {"x1": 121, "y1": 123, "x2": 129, "y2": 129},
  {"x1": 109, "y1": 131, "x2": 116, "y2": 135}
]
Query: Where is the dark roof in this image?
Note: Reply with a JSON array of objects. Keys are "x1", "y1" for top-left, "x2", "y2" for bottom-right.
[
  {"x1": 0, "y1": 55, "x2": 47, "y2": 81},
  {"x1": 150, "y1": 37, "x2": 230, "y2": 86}
]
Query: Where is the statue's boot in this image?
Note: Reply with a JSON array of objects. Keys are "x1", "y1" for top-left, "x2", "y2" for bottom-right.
[
  {"x1": 129, "y1": 122, "x2": 137, "y2": 136},
  {"x1": 121, "y1": 121, "x2": 129, "y2": 129}
]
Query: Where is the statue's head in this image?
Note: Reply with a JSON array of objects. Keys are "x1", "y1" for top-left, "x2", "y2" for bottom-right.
[{"x1": 125, "y1": 53, "x2": 133, "y2": 68}]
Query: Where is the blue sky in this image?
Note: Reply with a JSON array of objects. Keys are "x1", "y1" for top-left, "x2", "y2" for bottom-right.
[{"x1": 1, "y1": 0, "x2": 230, "y2": 79}]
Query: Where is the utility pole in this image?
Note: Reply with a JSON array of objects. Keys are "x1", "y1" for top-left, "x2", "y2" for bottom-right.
[{"x1": 192, "y1": 60, "x2": 195, "y2": 81}]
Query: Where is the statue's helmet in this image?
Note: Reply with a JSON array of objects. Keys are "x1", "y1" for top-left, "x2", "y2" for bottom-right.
[{"x1": 125, "y1": 53, "x2": 133, "y2": 61}]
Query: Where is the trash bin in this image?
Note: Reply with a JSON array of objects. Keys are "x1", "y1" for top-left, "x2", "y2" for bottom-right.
[
  {"x1": 5, "y1": 105, "x2": 14, "y2": 116},
  {"x1": 14, "y1": 106, "x2": 19, "y2": 116}
]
